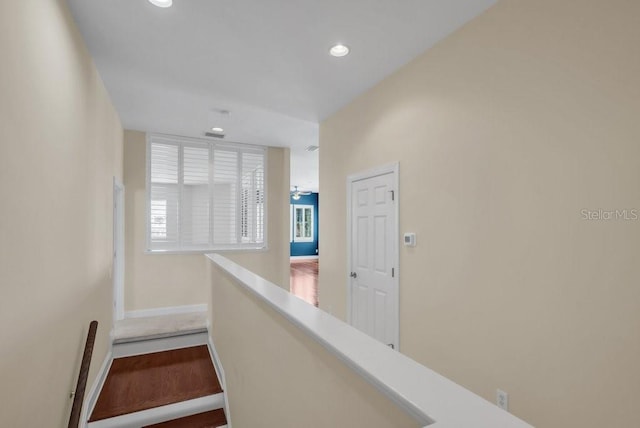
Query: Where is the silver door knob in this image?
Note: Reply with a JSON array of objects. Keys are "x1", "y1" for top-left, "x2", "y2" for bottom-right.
[{"x1": 350, "y1": 272, "x2": 357, "y2": 278}]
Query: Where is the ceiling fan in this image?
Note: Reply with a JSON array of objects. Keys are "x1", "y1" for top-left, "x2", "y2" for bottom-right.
[{"x1": 291, "y1": 186, "x2": 311, "y2": 200}]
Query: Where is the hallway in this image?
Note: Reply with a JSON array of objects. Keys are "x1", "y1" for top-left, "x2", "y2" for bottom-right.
[{"x1": 290, "y1": 259, "x2": 318, "y2": 307}]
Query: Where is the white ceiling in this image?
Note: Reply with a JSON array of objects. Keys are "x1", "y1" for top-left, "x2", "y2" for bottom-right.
[{"x1": 68, "y1": 0, "x2": 496, "y2": 192}]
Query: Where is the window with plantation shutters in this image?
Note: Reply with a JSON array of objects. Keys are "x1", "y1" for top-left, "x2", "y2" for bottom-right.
[{"x1": 147, "y1": 135, "x2": 266, "y2": 252}]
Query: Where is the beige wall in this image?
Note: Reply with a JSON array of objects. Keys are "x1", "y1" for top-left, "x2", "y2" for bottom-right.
[
  {"x1": 319, "y1": 1, "x2": 640, "y2": 427},
  {"x1": 0, "y1": 1, "x2": 123, "y2": 427},
  {"x1": 124, "y1": 130, "x2": 290, "y2": 311},
  {"x1": 209, "y1": 264, "x2": 419, "y2": 428}
]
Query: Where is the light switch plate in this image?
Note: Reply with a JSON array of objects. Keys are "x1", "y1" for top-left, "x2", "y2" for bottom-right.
[{"x1": 403, "y1": 233, "x2": 416, "y2": 247}]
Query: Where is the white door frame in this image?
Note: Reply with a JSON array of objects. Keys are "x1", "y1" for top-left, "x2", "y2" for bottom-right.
[
  {"x1": 346, "y1": 162, "x2": 400, "y2": 349},
  {"x1": 113, "y1": 177, "x2": 125, "y2": 322}
]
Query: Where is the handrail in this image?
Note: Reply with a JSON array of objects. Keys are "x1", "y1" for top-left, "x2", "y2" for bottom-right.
[{"x1": 68, "y1": 320, "x2": 98, "y2": 428}]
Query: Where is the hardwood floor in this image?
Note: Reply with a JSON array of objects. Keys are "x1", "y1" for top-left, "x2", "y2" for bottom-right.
[
  {"x1": 290, "y1": 259, "x2": 319, "y2": 307},
  {"x1": 143, "y1": 409, "x2": 227, "y2": 427},
  {"x1": 89, "y1": 345, "x2": 222, "y2": 422}
]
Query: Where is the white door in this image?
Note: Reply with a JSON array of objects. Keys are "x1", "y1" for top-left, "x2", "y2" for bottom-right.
[
  {"x1": 113, "y1": 178, "x2": 125, "y2": 322},
  {"x1": 348, "y1": 165, "x2": 398, "y2": 350}
]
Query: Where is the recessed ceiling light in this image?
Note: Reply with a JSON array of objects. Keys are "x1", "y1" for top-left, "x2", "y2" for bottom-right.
[
  {"x1": 211, "y1": 127, "x2": 224, "y2": 133},
  {"x1": 148, "y1": 0, "x2": 172, "y2": 8},
  {"x1": 329, "y1": 44, "x2": 350, "y2": 57}
]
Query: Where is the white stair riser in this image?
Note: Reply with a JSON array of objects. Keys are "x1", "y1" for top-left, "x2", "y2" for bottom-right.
[{"x1": 112, "y1": 331, "x2": 209, "y2": 358}]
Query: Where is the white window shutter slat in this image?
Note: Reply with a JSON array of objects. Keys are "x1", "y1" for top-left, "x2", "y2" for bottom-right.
[
  {"x1": 149, "y1": 143, "x2": 179, "y2": 248},
  {"x1": 212, "y1": 148, "x2": 238, "y2": 245},
  {"x1": 182, "y1": 145, "x2": 210, "y2": 248}
]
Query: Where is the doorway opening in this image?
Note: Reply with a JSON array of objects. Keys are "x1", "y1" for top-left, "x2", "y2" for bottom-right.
[{"x1": 289, "y1": 191, "x2": 319, "y2": 306}]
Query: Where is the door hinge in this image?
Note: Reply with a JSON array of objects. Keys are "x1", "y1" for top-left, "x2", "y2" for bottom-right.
[
  {"x1": 391, "y1": 267, "x2": 395, "y2": 277},
  {"x1": 389, "y1": 190, "x2": 395, "y2": 201}
]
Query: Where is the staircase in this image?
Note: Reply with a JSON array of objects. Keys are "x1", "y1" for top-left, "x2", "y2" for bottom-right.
[{"x1": 86, "y1": 312, "x2": 229, "y2": 428}]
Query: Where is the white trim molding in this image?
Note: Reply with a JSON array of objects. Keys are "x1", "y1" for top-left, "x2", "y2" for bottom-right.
[
  {"x1": 124, "y1": 304, "x2": 207, "y2": 319},
  {"x1": 208, "y1": 334, "x2": 232, "y2": 427},
  {"x1": 289, "y1": 255, "x2": 319, "y2": 261},
  {"x1": 112, "y1": 177, "x2": 125, "y2": 323},
  {"x1": 81, "y1": 348, "x2": 113, "y2": 428},
  {"x1": 112, "y1": 332, "x2": 209, "y2": 359}
]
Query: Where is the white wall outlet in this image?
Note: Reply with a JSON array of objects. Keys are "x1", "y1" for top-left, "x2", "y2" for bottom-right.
[{"x1": 497, "y1": 389, "x2": 509, "y2": 411}]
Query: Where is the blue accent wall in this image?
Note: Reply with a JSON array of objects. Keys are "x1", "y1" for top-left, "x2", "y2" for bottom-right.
[{"x1": 290, "y1": 192, "x2": 319, "y2": 257}]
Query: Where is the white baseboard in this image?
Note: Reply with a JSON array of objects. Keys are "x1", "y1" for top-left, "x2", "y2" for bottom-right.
[
  {"x1": 80, "y1": 347, "x2": 113, "y2": 428},
  {"x1": 208, "y1": 334, "x2": 231, "y2": 428},
  {"x1": 124, "y1": 304, "x2": 207, "y2": 319},
  {"x1": 290, "y1": 255, "x2": 319, "y2": 261},
  {"x1": 113, "y1": 331, "x2": 209, "y2": 358}
]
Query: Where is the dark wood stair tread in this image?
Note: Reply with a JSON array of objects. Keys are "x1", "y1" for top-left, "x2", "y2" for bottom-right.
[
  {"x1": 90, "y1": 345, "x2": 222, "y2": 421},
  {"x1": 143, "y1": 409, "x2": 227, "y2": 427}
]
